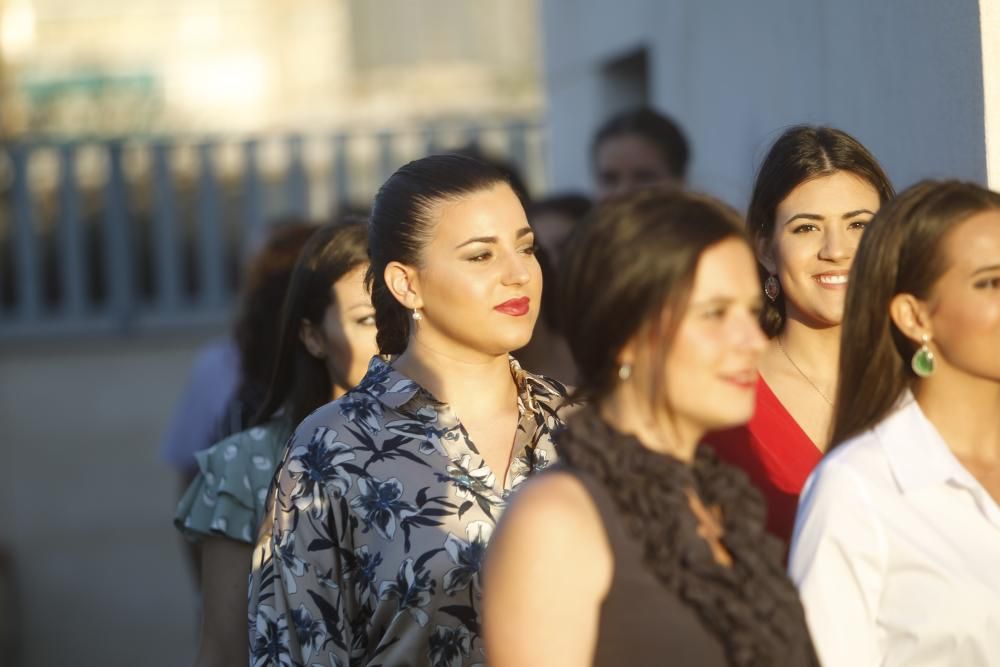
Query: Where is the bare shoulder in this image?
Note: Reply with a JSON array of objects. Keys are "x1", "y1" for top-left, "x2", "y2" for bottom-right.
[
  {"x1": 510, "y1": 469, "x2": 603, "y2": 525},
  {"x1": 490, "y1": 469, "x2": 611, "y2": 577},
  {"x1": 483, "y1": 469, "x2": 613, "y2": 666}
]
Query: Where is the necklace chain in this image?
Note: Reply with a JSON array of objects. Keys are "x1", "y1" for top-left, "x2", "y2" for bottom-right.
[{"x1": 776, "y1": 337, "x2": 834, "y2": 406}]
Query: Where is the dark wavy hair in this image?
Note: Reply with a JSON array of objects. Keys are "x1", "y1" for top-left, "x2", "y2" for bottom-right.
[
  {"x1": 830, "y1": 180, "x2": 1000, "y2": 448},
  {"x1": 748, "y1": 125, "x2": 894, "y2": 337},
  {"x1": 255, "y1": 222, "x2": 369, "y2": 427},
  {"x1": 591, "y1": 107, "x2": 690, "y2": 180},
  {"x1": 230, "y1": 221, "x2": 316, "y2": 423},
  {"x1": 366, "y1": 154, "x2": 512, "y2": 355},
  {"x1": 559, "y1": 188, "x2": 745, "y2": 408}
]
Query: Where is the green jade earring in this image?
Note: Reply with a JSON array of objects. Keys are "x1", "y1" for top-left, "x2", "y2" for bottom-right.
[{"x1": 911, "y1": 334, "x2": 936, "y2": 378}]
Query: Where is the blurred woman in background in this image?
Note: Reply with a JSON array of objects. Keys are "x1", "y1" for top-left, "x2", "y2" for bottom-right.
[
  {"x1": 591, "y1": 107, "x2": 690, "y2": 200},
  {"x1": 175, "y1": 222, "x2": 377, "y2": 667}
]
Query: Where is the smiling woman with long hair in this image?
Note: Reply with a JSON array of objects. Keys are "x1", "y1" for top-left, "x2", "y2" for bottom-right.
[
  {"x1": 247, "y1": 155, "x2": 571, "y2": 667},
  {"x1": 706, "y1": 126, "x2": 894, "y2": 546},
  {"x1": 789, "y1": 181, "x2": 1000, "y2": 666}
]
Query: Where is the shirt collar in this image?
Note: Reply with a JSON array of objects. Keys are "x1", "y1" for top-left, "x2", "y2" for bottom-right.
[
  {"x1": 358, "y1": 354, "x2": 545, "y2": 414},
  {"x1": 877, "y1": 393, "x2": 977, "y2": 493}
]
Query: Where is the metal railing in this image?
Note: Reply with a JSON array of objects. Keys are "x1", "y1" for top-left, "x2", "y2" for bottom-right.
[{"x1": 0, "y1": 117, "x2": 546, "y2": 339}]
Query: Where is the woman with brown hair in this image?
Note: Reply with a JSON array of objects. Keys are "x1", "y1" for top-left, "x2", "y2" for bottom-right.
[
  {"x1": 706, "y1": 126, "x2": 894, "y2": 545},
  {"x1": 483, "y1": 190, "x2": 818, "y2": 666},
  {"x1": 789, "y1": 181, "x2": 1000, "y2": 666}
]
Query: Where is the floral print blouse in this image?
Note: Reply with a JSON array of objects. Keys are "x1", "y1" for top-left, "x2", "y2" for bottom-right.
[{"x1": 248, "y1": 356, "x2": 571, "y2": 667}]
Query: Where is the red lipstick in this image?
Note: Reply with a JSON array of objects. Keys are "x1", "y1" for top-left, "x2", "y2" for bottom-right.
[{"x1": 495, "y1": 297, "x2": 530, "y2": 317}]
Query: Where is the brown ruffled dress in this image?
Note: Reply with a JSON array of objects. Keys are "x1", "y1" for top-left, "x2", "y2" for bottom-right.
[{"x1": 551, "y1": 409, "x2": 819, "y2": 667}]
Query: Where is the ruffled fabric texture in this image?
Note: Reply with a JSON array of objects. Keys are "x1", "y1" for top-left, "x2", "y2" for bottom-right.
[
  {"x1": 174, "y1": 419, "x2": 293, "y2": 545},
  {"x1": 555, "y1": 409, "x2": 819, "y2": 667}
]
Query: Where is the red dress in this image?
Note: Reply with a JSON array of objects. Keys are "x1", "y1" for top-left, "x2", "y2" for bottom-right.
[{"x1": 704, "y1": 375, "x2": 822, "y2": 546}]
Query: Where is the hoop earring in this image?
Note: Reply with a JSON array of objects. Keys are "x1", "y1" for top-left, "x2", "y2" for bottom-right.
[
  {"x1": 412, "y1": 309, "x2": 422, "y2": 321},
  {"x1": 911, "y1": 334, "x2": 935, "y2": 378},
  {"x1": 764, "y1": 275, "x2": 780, "y2": 302},
  {"x1": 618, "y1": 364, "x2": 632, "y2": 381}
]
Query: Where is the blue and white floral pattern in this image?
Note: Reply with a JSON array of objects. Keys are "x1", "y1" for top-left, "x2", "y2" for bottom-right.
[{"x1": 248, "y1": 356, "x2": 570, "y2": 666}]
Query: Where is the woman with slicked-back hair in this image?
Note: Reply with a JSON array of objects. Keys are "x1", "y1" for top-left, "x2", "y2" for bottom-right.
[
  {"x1": 247, "y1": 154, "x2": 571, "y2": 667},
  {"x1": 706, "y1": 126, "x2": 893, "y2": 547},
  {"x1": 789, "y1": 181, "x2": 1000, "y2": 666}
]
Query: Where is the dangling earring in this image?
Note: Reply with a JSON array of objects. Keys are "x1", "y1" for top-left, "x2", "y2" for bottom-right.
[
  {"x1": 618, "y1": 363, "x2": 632, "y2": 381},
  {"x1": 764, "y1": 275, "x2": 780, "y2": 302},
  {"x1": 412, "y1": 309, "x2": 422, "y2": 321},
  {"x1": 911, "y1": 334, "x2": 935, "y2": 378}
]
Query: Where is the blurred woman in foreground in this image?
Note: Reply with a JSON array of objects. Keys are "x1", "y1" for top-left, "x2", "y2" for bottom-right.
[{"x1": 484, "y1": 190, "x2": 818, "y2": 666}]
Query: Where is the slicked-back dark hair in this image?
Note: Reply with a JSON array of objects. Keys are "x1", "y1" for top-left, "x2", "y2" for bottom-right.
[
  {"x1": 559, "y1": 188, "x2": 745, "y2": 406},
  {"x1": 366, "y1": 154, "x2": 512, "y2": 355},
  {"x1": 748, "y1": 125, "x2": 894, "y2": 336},
  {"x1": 831, "y1": 180, "x2": 1000, "y2": 448},
  {"x1": 255, "y1": 222, "x2": 369, "y2": 427},
  {"x1": 591, "y1": 107, "x2": 690, "y2": 180}
]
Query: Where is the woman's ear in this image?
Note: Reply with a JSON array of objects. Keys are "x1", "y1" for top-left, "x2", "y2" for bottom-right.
[
  {"x1": 616, "y1": 339, "x2": 637, "y2": 371},
  {"x1": 299, "y1": 319, "x2": 327, "y2": 360},
  {"x1": 755, "y1": 234, "x2": 777, "y2": 275},
  {"x1": 889, "y1": 293, "x2": 933, "y2": 344},
  {"x1": 384, "y1": 261, "x2": 423, "y2": 310}
]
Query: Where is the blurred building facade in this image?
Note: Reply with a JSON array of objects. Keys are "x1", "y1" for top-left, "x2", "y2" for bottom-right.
[
  {"x1": 539, "y1": 0, "x2": 1000, "y2": 205},
  {"x1": 0, "y1": 0, "x2": 548, "y2": 338},
  {"x1": 0, "y1": 0, "x2": 543, "y2": 137}
]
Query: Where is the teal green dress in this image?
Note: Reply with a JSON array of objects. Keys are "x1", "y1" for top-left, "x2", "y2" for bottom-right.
[{"x1": 174, "y1": 418, "x2": 293, "y2": 544}]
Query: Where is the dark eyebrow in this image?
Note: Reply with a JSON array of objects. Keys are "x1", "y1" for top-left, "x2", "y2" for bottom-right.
[
  {"x1": 842, "y1": 209, "x2": 876, "y2": 219},
  {"x1": 456, "y1": 236, "x2": 496, "y2": 249},
  {"x1": 784, "y1": 213, "x2": 823, "y2": 226},
  {"x1": 455, "y1": 226, "x2": 534, "y2": 249},
  {"x1": 971, "y1": 263, "x2": 1000, "y2": 276}
]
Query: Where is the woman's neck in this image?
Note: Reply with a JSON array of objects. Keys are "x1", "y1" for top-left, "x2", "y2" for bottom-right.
[
  {"x1": 598, "y1": 384, "x2": 702, "y2": 463},
  {"x1": 916, "y1": 370, "x2": 1000, "y2": 463},
  {"x1": 392, "y1": 338, "x2": 518, "y2": 415},
  {"x1": 773, "y1": 317, "x2": 842, "y2": 381}
]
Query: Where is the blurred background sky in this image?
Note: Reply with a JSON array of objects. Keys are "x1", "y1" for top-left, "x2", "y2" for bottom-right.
[{"x1": 0, "y1": 1, "x2": 997, "y2": 665}]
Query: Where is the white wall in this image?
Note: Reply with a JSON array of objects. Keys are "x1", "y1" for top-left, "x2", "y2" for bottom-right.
[
  {"x1": 541, "y1": 0, "x2": 992, "y2": 207},
  {"x1": 982, "y1": 0, "x2": 1000, "y2": 189}
]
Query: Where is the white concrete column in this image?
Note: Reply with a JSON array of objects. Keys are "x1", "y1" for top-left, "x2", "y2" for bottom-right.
[{"x1": 981, "y1": 0, "x2": 1000, "y2": 189}]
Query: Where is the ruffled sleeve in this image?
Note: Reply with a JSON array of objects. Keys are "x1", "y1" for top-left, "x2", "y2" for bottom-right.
[{"x1": 174, "y1": 419, "x2": 293, "y2": 545}]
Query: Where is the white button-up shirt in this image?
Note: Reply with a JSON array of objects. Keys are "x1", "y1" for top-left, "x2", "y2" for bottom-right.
[{"x1": 788, "y1": 396, "x2": 1000, "y2": 667}]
